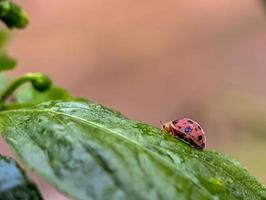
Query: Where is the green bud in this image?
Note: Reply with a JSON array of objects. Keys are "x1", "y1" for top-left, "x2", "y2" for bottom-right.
[
  {"x1": 28, "y1": 73, "x2": 52, "y2": 92},
  {"x1": 0, "y1": 1, "x2": 29, "y2": 29}
]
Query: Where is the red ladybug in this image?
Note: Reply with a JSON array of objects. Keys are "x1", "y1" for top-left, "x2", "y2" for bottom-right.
[{"x1": 161, "y1": 118, "x2": 206, "y2": 149}]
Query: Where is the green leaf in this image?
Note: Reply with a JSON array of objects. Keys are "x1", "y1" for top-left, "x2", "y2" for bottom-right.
[
  {"x1": 15, "y1": 83, "x2": 72, "y2": 104},
  {"x1": 0, "y1": 73, "x2": 9, "y2": 93},
  {"x1": 0, "y1": 154, "x2": 43, "y2": 200},
  {"x1": 0, "y1": 0, "x2": 29, "y2": 29},
  {"x1": 0, "y1": 30, "x2": 17, "y2": 71},
  {"x1": 0, "y1": 30, "x2": 9, "y2": 49},
  {"x1": 0, "y1": 100, "x2": 265, "y2": 200},
  {"x1": 0, "y1": 52, "x2": 16, "y2": 71}
]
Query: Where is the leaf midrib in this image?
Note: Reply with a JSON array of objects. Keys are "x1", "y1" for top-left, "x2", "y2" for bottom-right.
[{"x1": 49, "y1": 113, "x2": 138, "y2": 200}]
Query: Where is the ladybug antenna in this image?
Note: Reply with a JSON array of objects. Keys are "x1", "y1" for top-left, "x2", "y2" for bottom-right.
[{"x1": 160, "y1": 121, "x2": 163, "y2": 126}]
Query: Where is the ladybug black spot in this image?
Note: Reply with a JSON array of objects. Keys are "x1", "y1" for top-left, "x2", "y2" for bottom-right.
[
  {"x1": 184, "y1": 127, "x2": 192, "y2": 133},
  {"x1": 187, "y1": 120, "x2": 193, "y2": 124},
  {"x1": 198, "y1": 135, "x2": 202, "y2": 141},
  {"x1": 195, "y1": 128, "x2": 198, "y2": 131},
  {"x1": 177, "y1": 126, "x2": 182, "y2": 129}
]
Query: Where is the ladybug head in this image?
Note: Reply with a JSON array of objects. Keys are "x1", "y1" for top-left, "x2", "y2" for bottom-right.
[{"x1": 161, "y1": 121, "x2": 172, "y2": 133}]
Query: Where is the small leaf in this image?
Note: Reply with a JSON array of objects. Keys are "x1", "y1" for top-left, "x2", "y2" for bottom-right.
[
  {"x1": 15, "y1": 83, "x2": 72, "y2": 104},
  {"x1": 0, "y1": 52, "x2": 16, "y2": 71},
  {"x1": 0, "y1": 31, "x2": 9, "y2": 49},
  {"x1": 0, "y1": 74, "x2": 8, "y2": 92},
  {"x1": 0, "y1": 100, "x2": 265, "y2": 200},
  {"x1": 0, "y1": 30, "x2": 17, "y2": 71},
  {"x1": 0, "y1": 0, "x2": 29, "y2": 29},
  {"x1": 0, "y1": 154, "x2": 43, "y2": 200}
]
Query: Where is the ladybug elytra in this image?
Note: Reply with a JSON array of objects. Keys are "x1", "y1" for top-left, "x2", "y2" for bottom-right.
[{"x1": 161, "y1": 118, "x2": 206, "y2": 149}]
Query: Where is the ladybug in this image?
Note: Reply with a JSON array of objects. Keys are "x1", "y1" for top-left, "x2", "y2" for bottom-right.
[{"x1": 161, "y1": 118, "x2": 206, "y2": 149}]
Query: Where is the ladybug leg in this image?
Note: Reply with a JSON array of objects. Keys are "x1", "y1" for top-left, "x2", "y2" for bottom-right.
[{"x1": 184, "y1": 135, "x2": 190, "y2": 140}]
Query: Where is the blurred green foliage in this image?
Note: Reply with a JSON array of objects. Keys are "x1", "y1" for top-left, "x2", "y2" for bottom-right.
[
  {"x1": 0, "y1": 52, "x2": 16, "y2": 70},
  {"x1": 0, "y1": 0, "x2": 29, "y2": 71},
  {"x1": 0, "y1": 155, "x2": 43, "y2": 200},
  {"x1": 0, "y1": 0, "x2": 28, "y2": 29},
  {"x1": 14, "y1": 83, "x2": 72, "y2": 106},
  {"x1": 0, "y1": 30, "x2": 16, "y2": 71}
]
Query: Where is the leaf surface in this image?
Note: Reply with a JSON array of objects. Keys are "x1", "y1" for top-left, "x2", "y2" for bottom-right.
[
  {"x1": 0, "y1": 100, "x2": 265, "y2": 200},
  {"x1": 15, "y1": 83, "x2": 72, "y2": 104}
]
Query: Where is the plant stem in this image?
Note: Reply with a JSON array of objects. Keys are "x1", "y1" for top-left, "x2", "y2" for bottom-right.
[{"x1": 0, "y1": 72, "x2": 51, "y2": 104}]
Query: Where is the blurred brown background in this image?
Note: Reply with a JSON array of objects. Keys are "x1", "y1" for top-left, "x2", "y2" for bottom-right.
[{"x1": 1, "y1": 0, "x2": 266, "y2": 199}]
